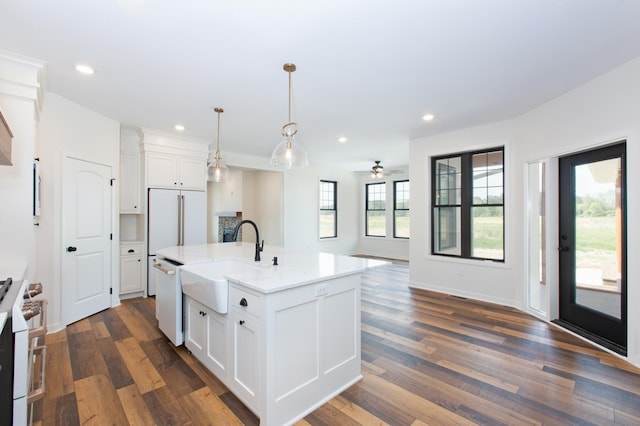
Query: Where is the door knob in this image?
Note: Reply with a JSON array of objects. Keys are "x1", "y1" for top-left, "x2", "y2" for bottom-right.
[{"x1": 67, "y1": 246, "x2": 77, "y2": 252}]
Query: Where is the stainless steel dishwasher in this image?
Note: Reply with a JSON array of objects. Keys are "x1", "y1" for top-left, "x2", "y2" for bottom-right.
[{"x1": 154, "y1": 257, "x2": 184, "y2": 346}]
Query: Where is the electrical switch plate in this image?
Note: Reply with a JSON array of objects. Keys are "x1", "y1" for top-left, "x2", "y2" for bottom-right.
[{"x1": 315, "y1": 284, "x2": 328, "y2": 297}]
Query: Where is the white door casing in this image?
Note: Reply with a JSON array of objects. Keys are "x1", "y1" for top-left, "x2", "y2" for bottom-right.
[{"x1": 62, "y1": 157, "x2": 112, "y2": 325}]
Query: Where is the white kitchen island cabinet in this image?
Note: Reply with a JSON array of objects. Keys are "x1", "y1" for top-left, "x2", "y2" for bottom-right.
[
  {"x1": 160, "y1": 242, "x2": 385, "y2": 426},
  {"x1": 184, "y1": 296, "x2": 228, "y2": 380},
  {"x1": 184, "y1": 271, "x2": 362, "y2": 425}
]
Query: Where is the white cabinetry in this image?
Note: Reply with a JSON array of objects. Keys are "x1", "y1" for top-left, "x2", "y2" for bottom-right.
[
  {"x1": 183, "y1": 272, "x2": 361, "y2": 425},
  {"x1": 146, "y1": 152, "x2": 206, "y2": 190},
  {"x1": 120, "y1": 129, "x2": 142, "y2": 213},
  {"x1": 120, "y1": 152, "x2": 141, "y2": 213},
  {"x1": 119, "y1": 243, "x2": 144, "y2": 296},
  {"x1": 228, "y1": 286, "x2": 261, "y2": 413},
  {"x1": 184, "y1": 296, "x2": 228, "y2": 380}
]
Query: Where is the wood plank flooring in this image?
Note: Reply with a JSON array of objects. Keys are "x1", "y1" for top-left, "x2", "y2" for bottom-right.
[{"x1": 31, "y1": 262, "x2": 640, "y2": 425}]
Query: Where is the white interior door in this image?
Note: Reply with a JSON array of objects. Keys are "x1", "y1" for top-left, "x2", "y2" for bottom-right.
[{"x1": 62, "y1": 157, "x2": 112, "y2": 325}]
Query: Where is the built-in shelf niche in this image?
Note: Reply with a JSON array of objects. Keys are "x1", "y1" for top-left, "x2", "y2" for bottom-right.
[{"x1": 120, "y1": 214, "x2": 145, "y2": 242}]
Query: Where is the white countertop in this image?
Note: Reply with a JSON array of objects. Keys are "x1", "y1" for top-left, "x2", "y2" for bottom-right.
[{"x1": 158, "y1": 242, "x2": 388, "y2": 293}]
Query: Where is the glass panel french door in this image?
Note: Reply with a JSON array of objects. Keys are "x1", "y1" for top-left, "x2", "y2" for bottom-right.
[{"x1": 557, "y1": 142, "x2": 626, "y2": 354}]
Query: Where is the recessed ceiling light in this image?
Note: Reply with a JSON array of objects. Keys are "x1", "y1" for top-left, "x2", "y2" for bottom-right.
[
  {"x1": 338, "y1": 137, "x2": 348, "y2": 143},
  {"x1": 422, "y1": 113, "x2": 435, "y2": 121},
  {"x1": 174, "y1": 124, "x2": 185, "y2": 131},
  {"x1": 75, "y1": 64, "x2": 95, "y2": 75}
]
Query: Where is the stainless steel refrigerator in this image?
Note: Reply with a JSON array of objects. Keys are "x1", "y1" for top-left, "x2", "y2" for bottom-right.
[{"x1": 147, "y1": 188, "x2": 206, "y2": 295}]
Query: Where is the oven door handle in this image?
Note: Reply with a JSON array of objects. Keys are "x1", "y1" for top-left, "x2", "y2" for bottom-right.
[
  {"x1": 154, "y1": 263, "x2": 176, "y2": 275},
  {"x1": 27, "y1": 345, "x2": 46, "y2": 404}
]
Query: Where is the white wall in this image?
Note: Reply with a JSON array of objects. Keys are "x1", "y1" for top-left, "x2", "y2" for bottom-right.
[
  {"x1": 37, "y1": 93, "x2": 120, "y2": 332},
  {"x1": 243, "y1": 170, "x2": 284, "y2": 246},
  {"x1": 409, "y1": 56, "x2": 640, "y2": 366},
  {"x1": 282, "y1": 166, "x2": 359, "y2": 255},
  {"x1": 410, "y1": 121, "x2": 517, "y2": 305},
  {"x1": 356, "y1": 169, "x2": 410, "y2": 261},
  {"x1": 0, "y1": 68, "x2": 40, "y2": 280}
]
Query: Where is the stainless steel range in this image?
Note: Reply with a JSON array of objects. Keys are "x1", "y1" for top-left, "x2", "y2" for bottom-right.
[{"x1": 0, "y1": 276, "x2": 46, "y2": 426}]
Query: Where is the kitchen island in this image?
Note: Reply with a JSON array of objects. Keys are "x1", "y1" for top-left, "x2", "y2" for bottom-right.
[{"x1": 155, "y1": 242, "x2": 386, "y2": 426}]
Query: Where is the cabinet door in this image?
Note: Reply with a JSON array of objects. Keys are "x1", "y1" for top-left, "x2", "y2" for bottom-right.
[
  {"x1": 147, "y1": 153, "x2": 179, "y2": 188},
  {"x1": 178, "y1": 157, "x2": 207, "y2": 190},
  {"x1": 119, "y1": 152, "x2": 140, "y2": 213},
  {"x1": 206, "y1": 310, "x2": 228, "y2": 380},
  {"x1": 120, "y1": 255, "x2": 143, "y2": 294},
  {"x1": 184, "y1": 297, "x2": 206, "y2": 358},
  {"x1": 230, "y1": 314, "x2": 260, "y2": 412}
]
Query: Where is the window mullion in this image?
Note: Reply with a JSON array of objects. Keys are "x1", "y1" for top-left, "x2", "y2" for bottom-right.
[{"x1": 461, "y1": 153, "x2": 472, "y2": 257}]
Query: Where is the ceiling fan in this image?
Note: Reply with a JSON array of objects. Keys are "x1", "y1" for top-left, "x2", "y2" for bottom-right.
[
  {"x1": 356, "y1": 160, "x2": 405, "y2": 178},
  {"x1": 371, "y1": 160, "x2": 384, "y2": 179}
]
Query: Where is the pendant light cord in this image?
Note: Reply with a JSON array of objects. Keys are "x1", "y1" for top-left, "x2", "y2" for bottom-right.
[{"x1": 214, "y1": 107, "x2": 223, "y2": 159}]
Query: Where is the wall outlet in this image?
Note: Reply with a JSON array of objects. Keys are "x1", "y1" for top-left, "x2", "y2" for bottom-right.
[{"x1": 315, "y1": 284, "x2": 328, "y2": 297}]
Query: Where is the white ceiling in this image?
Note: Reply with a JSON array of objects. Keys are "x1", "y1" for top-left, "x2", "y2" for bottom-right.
[{"x1": 2, "y1": 0, "x2": 640, "y2": 172}]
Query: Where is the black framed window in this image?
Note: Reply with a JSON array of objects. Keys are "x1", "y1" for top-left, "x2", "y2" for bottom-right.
[
  {"x1": 366, "y1": 182, "x2": 386, "y2": 237},
  {"x1": 394, "y1": 180, "x2": 410, "y2": 238},
  {"x1": 432, "y1": 147, "x2": 504, "y2": 261},
  {"x1": 319, "y1": 180, "x2": 337, "y2": 238}
]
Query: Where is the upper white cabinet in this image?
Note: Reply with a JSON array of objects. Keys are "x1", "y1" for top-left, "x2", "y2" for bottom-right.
[
  {"x1": 147, "y1": 152, "x2": 206, "y2": 190},
  {"x1": 146, "y1": 152, "x2": 180, "y2": 188},
  {"x1": 120, "y1": 129, "x2": 142, "y2": 213},
  {"x1": 142, "y1": 129, "x2": 209, "y2": 191},
  {"x1": 120, "y1": 153, "x2": 140, "y2": 213},
  {"x1": 178, "y1": 157, "x2": 207, "y2": 190}
]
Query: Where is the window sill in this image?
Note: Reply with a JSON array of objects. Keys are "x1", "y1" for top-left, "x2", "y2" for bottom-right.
[{"x1": 425, "y1": 253, "x2": 509, "y2": 269}]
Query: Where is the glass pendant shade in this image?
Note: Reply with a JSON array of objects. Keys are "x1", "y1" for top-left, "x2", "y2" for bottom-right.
[
  {"x1": 271, "y1": 136, "x2": 309, "y2": 169},
  {"x1": 208, "y1": 154, "x2": 229, "y2": 182}
]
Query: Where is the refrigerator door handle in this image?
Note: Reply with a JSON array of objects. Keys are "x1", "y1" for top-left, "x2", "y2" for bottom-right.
[
  {"x1": 181, "y1": 195, "x2": 185, "y2": 245},
  {"x1": 177, "y1": 194, "x2": 182, "y2": 246}
]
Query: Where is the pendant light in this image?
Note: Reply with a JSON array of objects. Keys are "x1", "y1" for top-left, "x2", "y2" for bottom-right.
[
  {"x1": 207, "y1": 107, "x2": 229, "y2": 182},
  {"x1": 271, "y1": 63, "x2": 309, "y2": 169}
]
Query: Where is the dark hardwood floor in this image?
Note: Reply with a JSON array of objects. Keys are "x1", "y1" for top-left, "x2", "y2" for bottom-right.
[{"x1": 32, "y1": 262, "x2": 640, "y2": 425}]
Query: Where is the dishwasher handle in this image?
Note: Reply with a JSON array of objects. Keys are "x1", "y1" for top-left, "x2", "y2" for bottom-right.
[{"x1": 154, "y1": 262, "x2": 176, "y2": 275}]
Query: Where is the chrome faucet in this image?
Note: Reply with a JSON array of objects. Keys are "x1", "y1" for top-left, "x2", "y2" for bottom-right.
[{"x1": 232, "y1": 220, "x2": 264, "y2": 262}]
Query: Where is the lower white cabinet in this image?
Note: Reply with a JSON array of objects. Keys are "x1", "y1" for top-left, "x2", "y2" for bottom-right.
[
  {"x1": 120, "y1": 243, "x2": 143, "y2": 295},
  {"x1": 228, "y1": 287, "x2": 261, "y2": 413},
  {"x1": 183, "y1": 274, "x2": 361, "y2": 426},
  {"x1": 184, "y1": 296, "x2": 228, "y2": 380}
]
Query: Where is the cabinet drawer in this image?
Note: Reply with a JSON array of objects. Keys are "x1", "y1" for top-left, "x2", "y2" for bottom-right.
[
  {"x1": 229, "y1": 286, "x2": 262, "y2": 319},
  {"x1": 120, "y1": 244, "x2": 143, "y2": 256}
]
